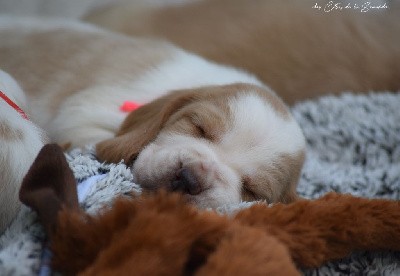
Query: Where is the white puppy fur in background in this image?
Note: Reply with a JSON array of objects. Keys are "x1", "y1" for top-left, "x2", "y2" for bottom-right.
[{"x1": 0, "y1": 70, "x2": 47, "y2": 234}]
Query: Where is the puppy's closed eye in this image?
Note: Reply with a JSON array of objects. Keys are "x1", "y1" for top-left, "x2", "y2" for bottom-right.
[
  {"x1": 186, "y1": 113, "x2": 207, "y2": 139},
  {"x1": 193, "y1": 123, "x2": 211, "y2": 140},
  {"x1": 169, "y1": 115, "x2": 214, "y2": 141},
  {"x1": 190, "y1": 114, "x2": 219, "y2": 141},
  {"x1": 241, "y1": 177, "x2": 259, "y2": 201}
]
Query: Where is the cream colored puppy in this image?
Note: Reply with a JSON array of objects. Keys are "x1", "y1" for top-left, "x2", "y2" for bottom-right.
[
  {"x1": 0, "y1": 17, "x2": 305, "y2": 213},
  {"x1": 0, "y1": 70, "x2": 47, "y2": 233}
]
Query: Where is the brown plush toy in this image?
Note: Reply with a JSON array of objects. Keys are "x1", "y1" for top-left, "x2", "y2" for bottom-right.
[{"x1": 20, "y1": 144, "x2": 400, "y2": 275}]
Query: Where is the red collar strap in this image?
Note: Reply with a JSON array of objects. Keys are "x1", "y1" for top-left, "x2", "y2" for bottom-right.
[{"x1": 0, "y1": 90, "x2": 29, "y2": 120}]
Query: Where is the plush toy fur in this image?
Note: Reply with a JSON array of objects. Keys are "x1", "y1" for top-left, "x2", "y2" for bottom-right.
[{"x1": 20, "y1": 144, "x2": 400, "y2": 275}]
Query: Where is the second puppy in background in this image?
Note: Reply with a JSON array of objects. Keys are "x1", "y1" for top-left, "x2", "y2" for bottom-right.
[{"x1": 85, "y1": 0, "x2": 400, "y2": 104}]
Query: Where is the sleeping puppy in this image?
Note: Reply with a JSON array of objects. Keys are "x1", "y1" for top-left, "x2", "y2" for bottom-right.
[
  {"x1": 0, "y1": 70, "x2": 47, "y2": 233},
  {"x1": 0, "y1": 17, "x2": 305, "y2": 212},
  {"x1": 85, "y1": 0, "x2": 400, "y2": 105}
]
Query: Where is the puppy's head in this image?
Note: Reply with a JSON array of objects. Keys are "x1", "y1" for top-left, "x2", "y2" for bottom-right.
[{"x1": 96, "y1": 83, "x2": 305, "y2": 208}]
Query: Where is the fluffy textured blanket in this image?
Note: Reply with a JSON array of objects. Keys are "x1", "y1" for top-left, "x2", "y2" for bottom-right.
[{"x1": 0, "y1": 92, "x2": 399, "y2": 275}]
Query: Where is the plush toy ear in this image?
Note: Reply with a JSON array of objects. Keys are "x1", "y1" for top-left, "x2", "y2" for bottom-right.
[
  {"x1": 19, "y1": 144, "x2": 79, "y2": 235},
  {"x1": 96, "y1": 90, "x2": 199, "y2": 165}
]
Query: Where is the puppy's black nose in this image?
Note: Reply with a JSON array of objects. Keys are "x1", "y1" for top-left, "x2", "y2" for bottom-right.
[{"x1": 171, "y1": 167, "x2": 202, "y2": 195}]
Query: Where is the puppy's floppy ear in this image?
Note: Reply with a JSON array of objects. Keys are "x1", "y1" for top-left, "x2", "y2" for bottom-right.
[
  {"x1": 96, "y1": 90, "x2": 199, "y2": 164},
  {"x1": 19, "y1": 144, "x2": 79, "y2": 235}
]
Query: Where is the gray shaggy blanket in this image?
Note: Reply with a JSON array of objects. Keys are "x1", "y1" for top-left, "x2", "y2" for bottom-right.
[{"x1": 0, "y1": 92, "x2": 399, "y2": 275}]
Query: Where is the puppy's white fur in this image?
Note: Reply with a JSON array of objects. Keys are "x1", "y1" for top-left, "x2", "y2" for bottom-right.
[{"x1": 47, "y1": 50, "x2": 264, "y2": 146}]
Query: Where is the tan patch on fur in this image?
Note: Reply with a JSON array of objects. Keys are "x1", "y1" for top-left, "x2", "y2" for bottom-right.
[
  {"x1": 86, "y1": 0, "x2": 400, "y2": 105},
  {"x1": 241, "y1": 150, "x2": 305, "y2": 203},
  {"x1": 0, "y1": 120, "x2": 24, "y2": 141},
  {"x1": 246, "y1": 84, "x2": 290, "y2": 119},
  {"x1": 0, "y1": 27, "x2": 174, "y2": 115},
  {"x1": 96, "y1": 88, "x2": 205, "y2": 164},
  {"x1": 163, "y1": 100, "x2": 230, "y2": 142},
  {"x1": 161, "y1": 86, "x2": 236, "y2": 142},
  {"x1": 96, "y1": 83, "x2": 290, "y2": 164},
  {"x1": 163, "y1": 83, "x2": 290, "y2": 131},
  {"x1": 277, "y1": 151, "x2": 305, "y2": 203}
]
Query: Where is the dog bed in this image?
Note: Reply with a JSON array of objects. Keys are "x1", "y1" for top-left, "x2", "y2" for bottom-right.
[{"x1": 1, "y1": 91, "x2": 399, "y2": 275}]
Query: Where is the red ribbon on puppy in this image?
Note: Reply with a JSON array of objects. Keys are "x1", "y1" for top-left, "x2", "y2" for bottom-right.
[{"x1": 0, "y1": 90, "x2": 29, "y2": 120}]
